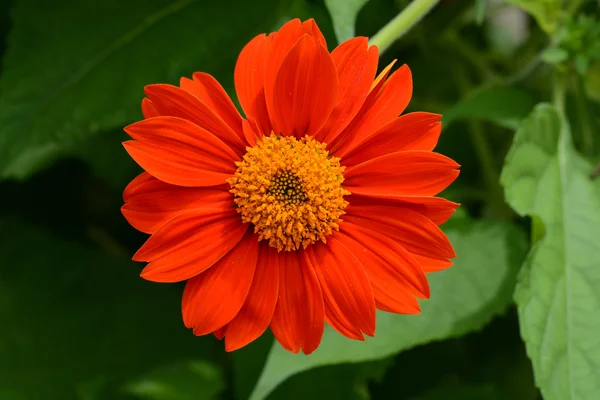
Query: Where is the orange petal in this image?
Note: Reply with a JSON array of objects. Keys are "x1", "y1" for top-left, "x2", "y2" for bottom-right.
[
  {"x1": 344, "y1": 150, "x2": 460, "y2": 197},
  {"x1": 349, "y1": 194, "x2": 459, "y2": 226},
  {"x1": 123, "y1": 116, "x2": 238, "y2": 187},
  {"x1": 224, "y1": 243, "x2": 280, "y2": 352},
  {"x1": 341, "y1": 112, "x2": 442, "y2": 163},
  {"x1": 134, "y1": 208, "x2": 247, "y2": 283},
  {"x1": 141, "y1": 98, "x2": 159, "y2": 118},
  {"x1": 242, "y1": 117, "x2": 261, "y2": 147},
  {"x1": 144, "y1": 84, "x2": 246, "y2": 155},
  {"x1": 336, "y1": 226, "x2": 427, "y2": 313},
  {"x1": 316, "y1": 37, "x2": 379, "y2": 144},
  {"x1": 214, "y1": 326, "x2": 228, "y2": 340},
  {"x1": 234, "y1": 33, "x2": 272, "y2": 135},
  {"x1": 180, "y1": 72, "x2": 243, "y2": 137},
  {"x1": 412, "y1": 253, "x2": 454, "y2": 273},
  {"x1": 301, "y1": 18, "x2": 328, "y2": 48},
  {"x1": 263, "y1": 19, "x2": 304, "y2": 124},
  {"x1": 330, "y1": 64, "x2": 412, "y2": 155},
  {"x1": 270, "y1": 251, "x2": 324, "y2": 355},
  {"x1": 122, "y1": 172, "x2": 233, "y2": 234},
  {"x1": 271, "y1": 35, "x2": 339, "y2": 137},
  {"x1": 345, "y1": 204, "x2": 456, "y2": 260},
  {"x1": 305, "y1": 237, "x2": 376, "y2": 340},
  {"x1": 182, "y1": 229, "x2": 259, "y2": 336}
]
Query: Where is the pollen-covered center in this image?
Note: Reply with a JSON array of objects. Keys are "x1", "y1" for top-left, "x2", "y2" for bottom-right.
[{"x1": 228, "y1": 134, "x2": 350, "y2": 251}]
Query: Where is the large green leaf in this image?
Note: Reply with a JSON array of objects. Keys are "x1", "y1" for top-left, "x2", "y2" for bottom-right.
[
  {"x1": 0, "y1": 220, "x2": 222, "y2": 399},
  {"x1": 0, "y1": 0, "x2": 286, "y2": 180},
  {"x1": 442, "y1": 87, "x2": 534, "y2": 130},
  {"x1": 324, "y1": 0, "x2": 369, "y2": 44},
  {"x1": 249, "y1": 217, "x2": 528, "y2": 400},
  {"x1": 504, "y1": 0, "x2": 562, "y2": 33},
  {"x1": 500, "y1": 104, "x2": 600, "y2": 400}
]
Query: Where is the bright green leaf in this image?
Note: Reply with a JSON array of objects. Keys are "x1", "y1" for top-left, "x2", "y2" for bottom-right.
[
  {"x1": 123, "y1": 360, "x2": 224, "y2": 400},
  {"x1": 500, "y1": 104, "x2": 600, "y2": 399},
  {"x1": 0, "y1": 0, "x2": 286, "y2": 180},
  {"x1": 504, "y1": 0, "x2": 563, "y2": 34},
  {"x1": 442, "y1": 87, "x2": 534, "y2": 130},
  {"x1": 324, "y1": 0, "x2": 369, "y2": 43},
  {"x1": 475, "y1": 0, "x2": 487, "y2": 25},
  {"x1": 249, "y1": 218, "x2": 528, "y2": 400},
  {"x1": 0, "y1": 220, "x2": 220, "y2": 399},
  {"x1": 541, "y1": 47, "x2": 569, "y2": 64}
]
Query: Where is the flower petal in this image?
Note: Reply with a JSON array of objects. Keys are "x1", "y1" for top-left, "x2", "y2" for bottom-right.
[
  {"x1": 301, "y1": 18, "x2": 327, "y2": 48},
  {"x1": 123, "y1": 116, "x2": 238, "y2": 187},
  {"x1": 329, "y1": 64, "x2": 412, "y2": 155},
  {"x1": 340, "y1": 221, "x2": 430, "y2": 299},
  {"x1": 316, "y1": 37, "x2": 379, "y2": 144},
  {"x1": 224, "y1": 243, "x2": 280, "y2": 351},
  {"x1": 348, "y1": 193, "x2": 459, "y2": 226},
  {"x1": 144, "y1": 84, "x2": 246, "y2": 154},
  {"x1": 182, "y1": 229, "x2": 259, "y2": 336},
  {"x1": 214, "y1": 326, "x2": 227, "y2": 340},
  {"x1": 134, "y1": 208, "x2": 247, "y2": 283},
  {"x1": 336, "y1": 224, "x2": 428, "y2": 313},
  {"x1": 345, "y1": 203, "x2": 456, "y2": 260},
  {"x1": 271, "y1": 35, "x2": 339, "y2": 137},
  {"x1": 412, "y1": 253, "x2": 454, "y2": 273},
  {"x1": 306, "y1": 237, "x2": 376, "y2": 340},
  {"x1": 341, "y1": 112, "x2": 442, "y2": 163},
  {"x1": 180, "y1": 72, "x2": 243, "y2": 137},
  {"x1": 141, "y1": 98, "x2": 159, "y2": 118},
  {"x1": 270, "y1": 251, "x2": 324, "y2": 355},
  {"x1": 344, "y1": 150, "x2": 460, "y2": 197},
  {"x1": 242, "y1": 117, "x2": 261, "y2": 147},
  {"x1": 234, "y1": 33, "x2": 272, "y2": 135},
  {"x1": 263, "y1": 18, "x2": 304, "y2": 122},
  {"x1": 122, "y1": 172, "x2": 233, "y2": 234}
]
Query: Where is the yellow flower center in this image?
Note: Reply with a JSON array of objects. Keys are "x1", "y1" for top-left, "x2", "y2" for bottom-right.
[{"x1": 228, "y1": 134, "x2": 350, "y2": 251}]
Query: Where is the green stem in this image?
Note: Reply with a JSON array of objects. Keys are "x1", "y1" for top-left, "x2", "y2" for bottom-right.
[
  {"x1": 573, "y1": 73, "x2": 595, "y2": 156},
  {"x1": 369, "y1": 0, "x2": 440, "y2": 54},
  {"x1": 553, "y1": 71, "x2": 566, "y2": 116}
]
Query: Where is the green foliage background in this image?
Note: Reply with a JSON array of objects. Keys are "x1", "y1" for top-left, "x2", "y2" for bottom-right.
[{"x1": 0, "y1": 0, "x2": 599, "y2": 399}]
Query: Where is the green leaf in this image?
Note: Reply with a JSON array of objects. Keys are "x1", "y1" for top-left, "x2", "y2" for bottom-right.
[
  {"x1": 475, "y1": 0, "x2": 487, "y2": 25},
  {"x1": 0, "y1": 219, "x2": 221, "y2": 399},
  {"x1": 541, "y1": 47, "x2": 569, "y2": 64},
  {"x1": 504, "y1": 0, "x2": 563, "y2": 34},
  {"x1": 249, "y1": 217, "x2": 528, "y2": 400},
  {"x1": 500, "y1": 104, "x2": 600, "y2": 400},
  {"x1": 324, "y1": 0, "x2": 369, "y2": 43},
  {"x1": 0, "y1": 0, "x2": 286, "y2": 180},
  {"x1": 123, "y1": 360, "x2": 224, "y2": 400},
  {"x1": 442, "y1": 87, "x2": 534, "y2": 130}
]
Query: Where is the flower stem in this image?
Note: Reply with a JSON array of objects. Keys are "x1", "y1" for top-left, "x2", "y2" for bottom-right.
[{"x1": 369, "y1": 0, "x2": 440, "y2": 54}]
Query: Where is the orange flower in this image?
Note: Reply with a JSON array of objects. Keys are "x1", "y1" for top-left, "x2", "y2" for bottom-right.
[{"x1": 122, "y1": 18, "x2": 459, "y2": 354}]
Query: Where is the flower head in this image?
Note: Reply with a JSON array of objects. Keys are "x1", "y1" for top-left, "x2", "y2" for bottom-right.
[{"x1": 122, "y1": 18, "x2": 459, "y2": 354}]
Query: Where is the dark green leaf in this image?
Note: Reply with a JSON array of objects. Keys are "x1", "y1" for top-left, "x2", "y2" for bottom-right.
[
  {"x1": 0, "y1": 219, "x2": 221, "y2": 399},
  {"x1": 0, "y1": 0, "x2": 286, "y2": 180},
  {"x1": 442, "y1": 87, "x2": 534, "y2": 130},
  {"x1": 123, "y1": 360, "x2": 224, "y2": 400}
]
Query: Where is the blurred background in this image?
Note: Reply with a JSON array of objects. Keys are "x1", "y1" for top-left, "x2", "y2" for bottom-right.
[{"x1": 1, "y1": 0, "x2": 599, "y2": 399}]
